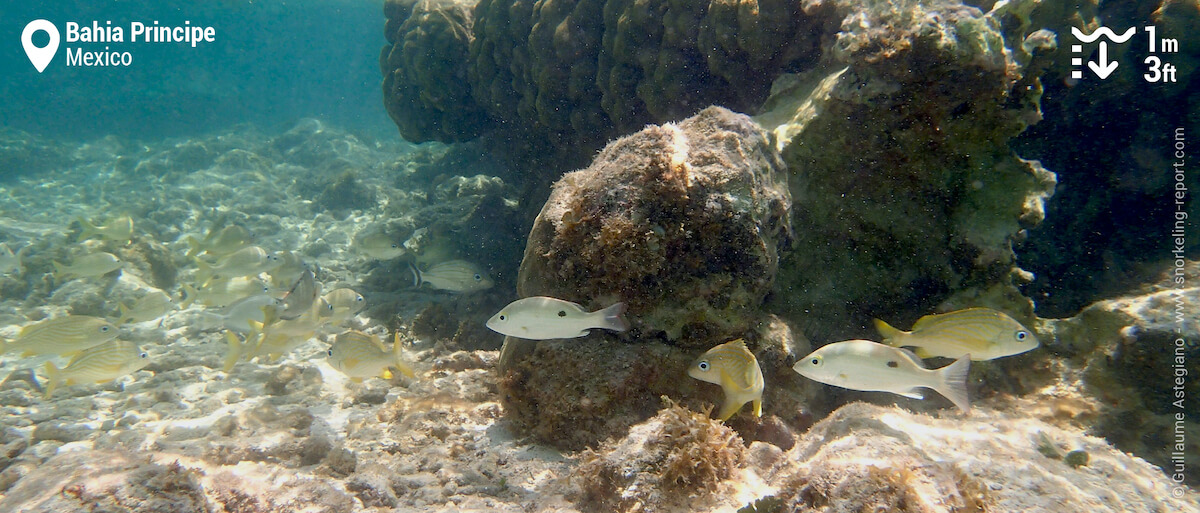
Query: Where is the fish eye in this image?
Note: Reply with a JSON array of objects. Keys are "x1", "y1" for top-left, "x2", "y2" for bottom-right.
[
  {"x1": 139, "y1": 352, "x2": 148, "y2": 358},
  {"x1": 100, "y1": 326, "x2": 110, "y2": 332},
  {"x1": 498, "y1": 315, "x2": 506, "y2": 321},
  {"x1": 327, "y1": 349, "x2": 334, "y2": 356},
  {"x1": 1015, "y1": 331, "x2": 1028, "y2": 341},
  {"x1": 810, "y1": 356, "x2": 822, "y2": 366},
  {"x1": 473, "y1": 273, "x2": 482, "y2": 281},
  {"x1": 356, "y1": 296, "x2": 364, "y2": 302},
  {"x1": 698, "y1": 361, "x2": 709, "y2": 371},
  {"x1": 327, "y1": 303, "x2": 335, "y2": 311}
]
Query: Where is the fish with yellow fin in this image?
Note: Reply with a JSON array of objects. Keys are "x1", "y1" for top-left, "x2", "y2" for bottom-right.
[
  {"x1": 42, "y1": 340, "x2": 150, "y2": 398},
  {"x1": 194, "y1": 246, "x2": 283, "y2": 285},
  {"x1": 117, "y1": 290, "x2": 176, "y2": 324},
  {"x1": 357, "y1": 232, "x2": 405, "y2": 260},
  {"x1": 179, "y1": 276, "x2": 269, "y2": 308},
  {"x1": 52, "y1": 252, "x2": 122, "y2": 280},
  {"x1": 318, "y1": 288, "x2": 365, "y2": 324},
  {"x1": 76, "y1": 214, "x2": 133, "y2": 243},
  {"x1": 326, "y1": 330, "x2": 415, "y2": 382},
  {"x1": 687, "y1": 339, "x2": 764, "y2": 421},
  {"x1": 185, "y1": 224, "x2": 253, "y2": 258},
  {"x1": 874, "y1": 307, "x2": 1038, "y2": 361},
  {"x1": 1, "y1": 315, "x2": 119, "y2": 357}
]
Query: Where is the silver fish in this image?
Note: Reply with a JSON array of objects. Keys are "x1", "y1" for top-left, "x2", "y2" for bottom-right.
[{"x1": 278, "y1": 268, "x2": 318, "y2": 321}]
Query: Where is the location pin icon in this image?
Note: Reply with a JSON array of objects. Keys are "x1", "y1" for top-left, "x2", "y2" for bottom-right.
[{"x1": 22, "y1": 20, "x2": 59, "y2": 73}]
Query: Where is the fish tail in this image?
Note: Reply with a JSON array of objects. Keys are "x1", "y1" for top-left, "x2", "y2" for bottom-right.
[
  {"x1": 392, "y1": 332, "x2": 415, "y2": 378},
  {"x1": 179, "y1": 284, "x2": 198, "y2": 309},
  {"x1": 597, "y1": 302, "x2": 630, "y2": 332},
  {"x1": 51, "y1": 260, "x2": 68, "y2": 281},
  {"x1": 195, "y1": 260, "x2": 214, "y2": 287},
  {"x1": 75, "y1": 216, "x2": 97, "y2": 242},
  {"x1": 873, "y1": 318, "x2": 904, "y2": 344},
  {"x1": 936, "y1": 353, "x2": 971, "y2": 413},
  {"x1": 222, "y1": 331, "x2": 243, "y2": 372},
  {"x1": 117, "y1": 303, "x2": 132, "y2": 325},
  {"x1": 408, "y1": 262, "x2": 422, "y2": 288},
  {"x1": 43, "y1": 361, "x2": 60, "y2": 399},
  {"x1": 184, "y1": 235, "x2": 204, "y2": 258}
]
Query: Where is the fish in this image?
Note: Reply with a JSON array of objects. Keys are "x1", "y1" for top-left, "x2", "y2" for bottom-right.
[
  {"x1": 485, "y1": 297, "x2": 629, "y2": 340},
  {"x1": 200, "y1": 294, "x2": 281, "y2": 334},
  {"x1": 52, "y1": 252, "x2": 122, "y2": 280},
  {"x1": 0, "y1": 243, "x2": 29, "y2": 275},
  {"x1": 793, "y1": 339, "x2": 970, "y2": 412},
  {"x1": 874, "y1": 307, "x2": 1039, "y2": 361},
  {"x1": 0, "y1": 315, "x2": 120, "y2": 357},
  {"x1": 358, "y1": 232, "x2": 405, "y2": 260},
  {"x1": 326, "y1": 330, "x2": 415, "y2": 382},
  {"x1": 278, "y1": 268, "x2": 318, "y2": 321},
  {"x1": 194, "y1": 246, "x2": 283, "y2": 285},
  {"x1": 185, "y1": 224, "x2": 252, "y2": 258},
  {"x1": 222, "y1": 316, "x2": 322, "y2": 371},
  {"x1": 117, "y1": 290, "x2": 176, "y2": 324},
  {"x1": 179, "y1": 276, "x2": 269, "y2": 308},
  {"x1": 318, "y1": 288, "x2": 365, "y2": 323},
  {"x1": 687, "y1": 339, "x2": 765, "y2": 421},
  {"x1": 42, "y1": 340, "x2": 150, "y2": 398},
  {"x1": 76, "y1": 214, "x2": 133, "y2": 243},
  {"x1": 410, "y1": 260, "x2": 494, "y2": 293},
  {"x1": 268, "y1": 250, "x2": 307, "y2": 289}
]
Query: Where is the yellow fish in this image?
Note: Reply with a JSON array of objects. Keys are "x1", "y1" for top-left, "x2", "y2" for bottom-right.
[
  {"x1": 179, "y1": 276, "x2": 269, "y2": 308},
  {"x1": 318, "y1": 288, "x2": 365, "y2": 323},
  {"x1": 185, "y1": 224, "x2": 252, "y2": 258},
  {"x1": 52, "y1": 252, "x2": 122, "y2": 280},
  {"x1": 43, "y1": 340, "x2": 150, "y2": 398},
  {"x1": 76, "y1": 214, "x2": 133, "y2": 243},
  {"x1": 194, "y1": 246, "x2": 283, "y2": 285},
  {"x1": 410, "y1": 260, "x2": 493, "y2": 293},
  {"x1": 358, "y1": 232, "x2": 405, "y2": 260},
  {"x1": 267, "y1": 251, "x2": 307, "y2": 289},
  {"x1": 326, "y1": 330, "x2": 415, "y2": 382},
  {"x1": 117, "y1": 290, "x2": 176, "y2": 324},
  {"x1": 1, "y1": 315, "x2": 120, "y2": 357},
  {"x1": 687, "y1": 339, "x2": 764, "y2": 421},
  {"x1": 874, "y1": 307, "x2": 1039, "y2": 361}
]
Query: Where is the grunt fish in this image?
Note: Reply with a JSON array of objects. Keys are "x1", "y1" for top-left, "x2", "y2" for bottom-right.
[
  {"x1": 194, "y1": 246, "x2": 283, "y2": 285},
  {"x1": 326, "y1": 330, "x2": 415, "y2": 382},
  {"x1": 875, "y1": 307, "x2": 1038, "y2": 361},
  {"x1": 410, "y1": 260, "x2": 493, "y2": 293},
  {"x1": 358, "y1": 232, "x2": 406, "y2": 260},
  {"x1": 318, "y1": 288, "x2": 365, "y2": 324},
  {"x1": 793, "y1": 339, "x2": 970, "y2": 412},
  {"x1": 278, "y1": 268, "x2": 318, "y2": 321},
  {"x1": 185, "y1": 224, "x2": 252, "y2": 258},
  {"x1": 179, "y1": 276, "x2": 269, "y2": 308},
  {"x1": 486, "y1": 297, "x2": 628, "y2": 340},
  {"x1": 688, "y1": 339, "x2": 765, "y2": 421},
  {"x1": 52, "y1": 252, "x2": 122, "y2": 280},
  {"x1": 43, "y1": 340, "x2": 150, "y2": 398},
  {"x1": 117, "y1": 290, "x2": 176, "y2": 324},
  {"x1": 76, "y1": 214, "x2": 133, "y2": 243},
  {"x1": 1, "y1": 315, "x2": 120, "y2": 357}
]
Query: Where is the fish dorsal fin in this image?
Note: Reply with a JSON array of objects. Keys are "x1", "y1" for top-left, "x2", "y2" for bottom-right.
[
  {"x1": 910, "y1": 312, "x2": 946, "y2": 331},
  {"x1": 726, "y1": 338, "x2": 748, "y2": 352},
  {"x1": 897, "y1": 348, "x2": 927, "y2": 368}
]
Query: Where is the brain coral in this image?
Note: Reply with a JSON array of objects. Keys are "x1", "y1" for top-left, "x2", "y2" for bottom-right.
[{"x1": 517, "y1": 106, "x2": 792, "y2": 344}]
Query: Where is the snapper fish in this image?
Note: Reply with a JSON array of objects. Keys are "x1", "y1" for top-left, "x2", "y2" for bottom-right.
[
  {"x1": 793, "y1": 339, "x2": 971, "y2": 412},
  {"x1": 185, "y1": 224, "x2": 253, "y2": 258},
  {"x1": 486, "y1": 297, "x2": 628, "y2": 340},
  {"x1": 43, "y1": 340, "x2": 150, "y2": 398},
  {"x1": 52, "y1": 252, "x2": 122, "y2": 280},
  {"x1": 1, "y1": 315, "x2": 120, "y2": 357},
  {"x1": 358, "y1": 232, "x2": 406, "y2": 260},
  {"x1": 194, "y1": 246, "x2": 283, "y2": 285},
  {"x1": 688, "y1": 339, "x2": 764, "y2": 421},
  {"x1": 410, "y1": 260, "x2": 493, "y2": 293},
  {"x1": 277, "y1": 268, "x2": 318, "y2": 321},
  {"x1": 326, "y1": 330, "x2": 415, "y2": 382},
  {"x1": 874, "y1": 307, "x2": 1038, "y2": 361},
  {"x1": 76, "y1": 214, "x2": 133, "y2": 243}
]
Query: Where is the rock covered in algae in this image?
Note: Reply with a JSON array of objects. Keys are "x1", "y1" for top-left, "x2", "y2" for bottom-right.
[
  {"x1": 517, "y1": 106, "x2": 792, "y2": 344},
  {"x1": 381, "y1": 0, "x2": 491, "y2": 143},
  {"x1": 569, "y1": 398, "x2": 745, "y2": 513},
  {"x1": 768, "y1": 402, "x2": 1199, "y2": 513},
  {"x1": 755, "y1": 0, "x2": 1057, "y2": 340}
]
